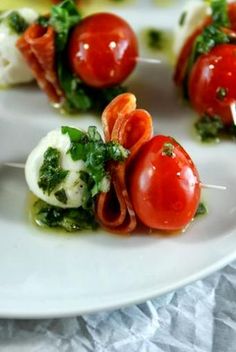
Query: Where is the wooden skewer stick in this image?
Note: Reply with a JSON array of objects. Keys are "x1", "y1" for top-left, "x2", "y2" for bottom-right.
[
  {"x1": 230, "y1": 103, "x2": 236, "y2": 126},
  {"x1": 4, "y1": 162, "x2": 25, "y2": 169},
  {"x1": 3, "y1": 163, "x2": 227, "y2": 191},
  {"x1": 201, "y1": 183, "x2": 227, "y2": 191},
  {"x1": 136, "y1": 57, "x2": 162, "y2": 64}
]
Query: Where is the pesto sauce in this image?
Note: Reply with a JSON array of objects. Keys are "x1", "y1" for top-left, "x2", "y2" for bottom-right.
[
  {"x1": 31, "y1": 197, "x2": 97, "y2": 233},
  {"x1": 194, "y1": 115, "x2": 236, "y2": 143}
]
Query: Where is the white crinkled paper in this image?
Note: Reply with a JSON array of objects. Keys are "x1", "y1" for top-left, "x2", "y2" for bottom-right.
[{"x1": 0, "y1": 262, "x2": 236, "y2": 352}]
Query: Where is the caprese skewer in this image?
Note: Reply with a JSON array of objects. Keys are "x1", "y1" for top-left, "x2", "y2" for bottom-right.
[
  {"x1": 13, "y1": 0, "x2": 160, "y2": 114},
  {"x1": 6, "y1": 93, "x2": 215, "y2": 234},
  {"x1": 174, "y1": 0, "x2": 236, "y2": 141}
]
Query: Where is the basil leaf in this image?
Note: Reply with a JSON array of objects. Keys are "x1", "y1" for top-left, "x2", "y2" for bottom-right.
[
  {"x1": 211, "y1": 0, "x2": 229, "y2": 27},
  {"x1": 57, "y1": 57, "x2": 93, "y2": 112},
  {"x1": 62, "y1": 125, "x2": 129, "y2": 208},
  {"x1": 192, "y1": 24, "x2": 229, "y2": 60},
  {"x1": 50, "y1": 0, "x2": 81, "y2": 52}
]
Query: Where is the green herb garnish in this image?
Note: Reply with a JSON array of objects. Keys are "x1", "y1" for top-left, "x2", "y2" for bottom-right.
[
  {"x1": 37, "y1": 15, "x2": 50, "y2": 28},
  {"x1": 57, "y1": 59, "x2": 93, "y2": 112},
  {"x1": 195, "y1": 115, "x2": 224, "y2": 142},
  {"x1": 62, "y1": 125, "x2": 129, "y2": 208},
  {"x1": 38, "y1": 147, "x2": 69, "y2": 195},
  {"x1": 147, "y1": 29, "x2": 164, "y2": 50},
  {"x1": 162, "y1": 142, "x2": 175, "y2": 157},
  {"x1": 57, "y1": 54, "x2": 127, "y2": 113},
  {"x1": 195, "y1": 202, "x2": 208, "y2": 217},
  {"x1": 54, "y1": 188, "x2": 68, "y2": 204},
  {"x1": 50, "y1": 0, "x2": 81, "y2": 51},
  {"x1": 179, "y1": 11, "x2": 187, "y2": 27},
  {"x1": 191, "y1": 24, "x2": 229, "y2": 62},
  {"x1": 33, "y1": 199, "x2": 97, "y2": 232},
  {"x1": 6, "y1": 11, "x2": 28, "y2": 34},
  {"x1": 191, "y1": 0, "x2": 229, "y2": 61},
  {"x1": 210, "y1": 0, "x2": 229, "y2": 27}
]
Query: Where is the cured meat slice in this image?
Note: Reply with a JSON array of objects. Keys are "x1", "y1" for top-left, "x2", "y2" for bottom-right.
[
  {"x1": 96, "y1": 93, "x2": 153, "y2": 234},
  {"x1": 17, "y1": 24, "x2": 63, "y2": 103}
]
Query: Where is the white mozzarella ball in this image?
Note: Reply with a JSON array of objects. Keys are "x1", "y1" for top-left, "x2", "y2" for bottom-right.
[
  {"x1": 0, "y1": 8, "x2": 38, "y2": 86},
  {"x1": 25, "y1": 129, "x2": 88, "y2": 209},
  {"x1": 173, "y1": 1, "x2": 210, "y2": 58}
]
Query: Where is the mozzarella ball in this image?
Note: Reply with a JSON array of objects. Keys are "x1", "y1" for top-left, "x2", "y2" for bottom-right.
[
  {"x1": 25, "y1": 129, "x2": 89, "y2": 209},
  {"x1": 173, "y1": 1, "x2": 210, "y2": 58},
  {"x1": 0, "y1": 8, "x2": 38, "y2": 86}
]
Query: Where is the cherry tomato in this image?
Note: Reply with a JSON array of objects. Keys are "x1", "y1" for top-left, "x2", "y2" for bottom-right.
[
  {"x1": 68, "y1": 13, "x2": 138, "y2": 88},
  {"x1": 174, "y1": 3, "x2": 236, "y2": 87},
  {"x1": 129, "y1": 135, "x2": 201, "y2": 231},
  {"x1": 189, "y1": 44, "x2": 236, "y2": 125}
]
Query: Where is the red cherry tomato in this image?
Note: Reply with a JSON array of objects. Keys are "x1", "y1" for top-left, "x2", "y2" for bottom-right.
[
  {"x1": 129, "y1": 135, "x2": 201, "y2": 231},
  {"x1": 174, "y1": 3, "x2": 236, "y2": 87},
  {"x1": 68, "y1": 13, "x2": 138, "y2": 88},
  {"x1": 189, "y1": 44, "x2": 236, "y2": 125}
]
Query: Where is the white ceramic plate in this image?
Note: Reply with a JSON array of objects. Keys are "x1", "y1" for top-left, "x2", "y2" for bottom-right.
[{"x1": 0, "y1": 1, "x2": 236, "y2": 318}]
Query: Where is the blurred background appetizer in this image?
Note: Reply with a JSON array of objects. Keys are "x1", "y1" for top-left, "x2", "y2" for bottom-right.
[
  {"x1": 16, "y1": 0, "x2": 138, "y2": 113},
  {"x1": 174, "y1": 0, "x2": 236, "y2": 141},
  {"x1": 0, "y1": 8, "x2": 38, "y2": 86}
]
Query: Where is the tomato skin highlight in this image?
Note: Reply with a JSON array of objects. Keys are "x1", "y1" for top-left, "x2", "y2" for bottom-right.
[
  {"x1": 129, "y1": 136, "x2": 201, "y2": 231},
  {"x1": 189, "y1": 44, "x2": 236, "y2": 125},
  {"x1": 68, "y1": 13, "x2": 138, "y2": 88}
]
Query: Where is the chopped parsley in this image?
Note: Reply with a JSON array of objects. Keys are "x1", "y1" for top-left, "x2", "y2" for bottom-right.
[
  {"x1": 33, "y1": 199, "x2": 97, "y2": 232},
  {"x1": 192, "y1": 0, "x2": 229, "y2": 60},
  {"x1": 146, "y1": 29, "x2": 164, "y2": 50},
  {"x1": 38, "y1": 147, "x2": 69, "y2": 195},
  {"x1": 216, "y1": 87, "x2": 228, "y2": 101},
  {"x1": 179, "y1": 11, "x2": 187, "y2": 27},
  {"x1": 6, "y1": 11, "x2": 28, "y2": 34},
  {"x1": 162, "y1": 142, "x2": 175, "y2": 157},
  {"x1": 62, "y1": 125, "x2": 129, "y2": 208},
  {"x1": 191, "y1": 24, "x2": 229, "y2": 63},
  {"x1": 195, "y1": 202, "x2": 208, "y2": 217}
]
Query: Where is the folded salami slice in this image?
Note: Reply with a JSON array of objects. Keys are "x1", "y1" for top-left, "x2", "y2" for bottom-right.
[
  {"x1": 17, "y1": 24, "x2": 64, "y2": 103},
  {"x1": 96, "y1": 93, "x2": 153, "y2": 234}
]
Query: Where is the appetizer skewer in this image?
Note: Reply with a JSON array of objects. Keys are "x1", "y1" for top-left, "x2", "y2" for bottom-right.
[
  {"x1": 5, "y1": 93, "x2": 223, "y2": 234},
  {"x1": 174, "y1": 0, "x2": 236, "y2": 140},
  {"x1": 11, "y1": 0, "x2": 160, "y2": 114}
]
